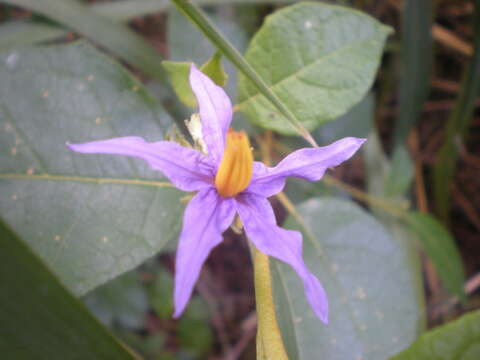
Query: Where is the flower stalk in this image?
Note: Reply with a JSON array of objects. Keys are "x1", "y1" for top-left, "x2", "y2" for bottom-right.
[{"x1": 252, "y1": 245, "x2": 289, "y2": 360}]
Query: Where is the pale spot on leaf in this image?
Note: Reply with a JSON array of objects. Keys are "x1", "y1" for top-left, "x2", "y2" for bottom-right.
[
  {"x1": 132, "y1": 85, "x2": 140, "y2": 92},
  {"x1": 10, "y1": 147, "x2": 17, "y2": 155},
  {"x1": 27, "y1": 168, "x2": 34, "y2": 175},
  {"x1": 375, "y1": 311, "x2": 384, "y2": 320},
  {"x1": 54, "y1": 235, "x2": 61, "y2": 241},
  {"x1": 42, "y1": 90, "x2": 49, "y2": 98},
  {"x1": 102, "y1": 236, "x2": 109, "y2": 243},
  {"x1": 86, "y1": 75, "x2": 94, "y2": 81},
  {"x1": 355, "y1": 287, "x2": 367, "y2": 300},
  {"x1": 11, "y1": 194, "x2": 17, "y2": 200},
  {"x1": 6, "y1": 52, "x2": 19, "y2": 69},
  {"x1": 95, "y1": 117, "x2": 102, "y2": 125},
  {"x1": 305, "y1": 20, "x2": 313, "y2": 29}
]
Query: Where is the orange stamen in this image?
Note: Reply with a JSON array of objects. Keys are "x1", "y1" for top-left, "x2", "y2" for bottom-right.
[{"x1": 215, "y1": 129, "x2": 253, "y2": 197}]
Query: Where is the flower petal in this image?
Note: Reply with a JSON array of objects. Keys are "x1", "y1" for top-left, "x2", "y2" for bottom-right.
[
  {"x1": 236, "y1": 193, "x2": 328, "y2": 323},
  {"x1": 189, "y1": 64, "x2": 233, "y2": 166},
  {"x1": 174, "y1": 187, "x2": 236, "y2": 317},
  {"x1": 67, "y1": 136, "x2": 214, "y2": 192},
  {"x1": 247, "y1": 137, "x2": 366, "y2": 197}
]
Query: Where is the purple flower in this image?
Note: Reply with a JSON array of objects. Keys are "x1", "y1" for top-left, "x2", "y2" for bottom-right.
[{"x1": 68, "y1": 65, "x2": 366, "y2": 324}]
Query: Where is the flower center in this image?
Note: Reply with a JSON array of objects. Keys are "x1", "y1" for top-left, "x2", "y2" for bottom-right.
[{"x1": 215, "y1": 129, "x2": 253, "y2": 197}]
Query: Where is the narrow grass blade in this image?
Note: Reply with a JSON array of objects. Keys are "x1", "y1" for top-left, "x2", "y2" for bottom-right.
[
  {"x1": 394, "y1": 0, "x2": 433, "y2": 145},
  {"x1": 433, "y1": 0, "x2": 480, "y2": 221}
]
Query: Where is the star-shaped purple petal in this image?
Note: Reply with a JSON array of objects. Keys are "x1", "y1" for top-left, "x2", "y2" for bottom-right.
[{"x1": 68, "y1": 64, "x2": 366, "y2": 323}]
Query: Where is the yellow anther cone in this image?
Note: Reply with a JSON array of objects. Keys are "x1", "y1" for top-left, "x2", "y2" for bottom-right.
[{"x1": 215, "y1": 130, "x2": 253, "y2": 197}]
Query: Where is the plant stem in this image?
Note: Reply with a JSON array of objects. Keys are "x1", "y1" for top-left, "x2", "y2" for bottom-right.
[
  {"x1": 252, "y1": 245, "x2": 289, "y2": 360},
  {"x1": 250, "y1": 131, "x2": 289, "y2": 359},
  {"x1": 170, "y1": 0, "x2": 318, "y2": 147}
]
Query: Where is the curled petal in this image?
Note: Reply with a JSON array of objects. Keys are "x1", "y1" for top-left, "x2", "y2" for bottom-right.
[
  {"x1": 236, "y1": 193, "x2": 328, "y2": 323},
  {"x1": 67, "y1": 137, "x2": 214, "y2": 192},
  {"x1": 247, "y1": 137, "x2": 366, "y2": 197},
  {"x1": 174, "y1": 187, "x2": 236, "y2": 317},
  {"x1": 189, "y1": 64, "x2": 232, "y2": 166}
]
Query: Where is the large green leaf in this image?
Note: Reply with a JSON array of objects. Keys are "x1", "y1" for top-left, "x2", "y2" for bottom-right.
[
  {"x1": 238, "y1": 2, "x2": 392, "y2": 134},
  {"x1": 0, "y1": 220, "x2": 137, "y2": 359},
  {"x1": 403, "y1": 212, "x2": 465, "y2": 300},
  {"x1": 0, "y1": 42, "x2": 184, "y2": 296},
  {"x1": 2, "y1": 0, "x2": 167, "y2": 81},
  {"x1": 390, "y1": 310, "x2": 480, "y2": 360},
  {"x1": 273, "y1": 198, "x2": 423, "y2": 360}
]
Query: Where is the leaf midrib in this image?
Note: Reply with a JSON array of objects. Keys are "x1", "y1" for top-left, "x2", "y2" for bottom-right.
[
  {"x1": 237, "y1": 31, "x2": 385, "y2": 109},
  {"x1": 0, "y1": 173, "x2": 174, "y2": 188}
]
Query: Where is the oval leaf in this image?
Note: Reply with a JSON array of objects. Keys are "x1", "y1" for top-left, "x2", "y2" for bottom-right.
[
  {"x1": 238, "y1": 2, "x2": 392, "y2": 134},
  {"x1": 403, "y1": 212, "x2": 466, "y2": 300},
  {"x1": 273, "y1": 198, "x2": 423, "y2": 360},
  {"x1": 390, "y1": 310, "x2": 480, "y2": 360},
  {"x1": 0, "y1": 42, "x2": 183, "y2": 296}
]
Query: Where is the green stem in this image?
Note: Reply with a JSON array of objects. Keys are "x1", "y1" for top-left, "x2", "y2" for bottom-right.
[
  {"x1": 252, "y1": 245, "x2": 289, "y2": 360},
  {"x1": 170, "y1": 0, "x2": 318, "y2": 147}
]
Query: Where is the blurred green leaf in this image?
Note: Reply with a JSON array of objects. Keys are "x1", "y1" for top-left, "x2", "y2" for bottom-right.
[
  {"x1": 0, "y1": 0, "x2": 294, "y2": 51},
  {"x1": 168, "y1": 7, "x2": 247, "y2": 101},
  {"x1": 85, "y1": 271, "x2": 148, "y2": 329},
  {"x1": 390, "y1": 310, "x2": 480, "y2": 360},
  {"x1": 0, "y1": 220, "x2": 137, "y2": 359},
  {"x1": 403, "y1": 212, "x2": 465, "y2": 300},
  {"x1": 0, "y1": 42, "x2": 183, "y2": 296},
  {"x1": 274, "y1": 198, "x2": 423, "y2": 360},
  {"x1": 433, "y1": 0, "x2": 480, "y2": 221},
  {"x1": 363, "y1": 130, "x2": 396, "y2": 198},
  {"x1": 315, "y1": 92, "x2": 374, "y2": 144},
  {"x1": 384, "y1": 145, "x2": 414, "y2": 198},
  {"x1": 178, "y1": 298, "x2": 214, "y2": 356},
  {"x1": 201, "y1": 51, "x2": 228, "y2": 86},
  {"x1": 149, "y1": 268, "x2": 174, "y2": 319},
  {"x1": 0, "y1": 20, "x2": 64, "y2": 51},
  {"x1": 1, "y1": 0, "x2": 167, "y2": 80},
  {"x1": 364, "y1": 129, "x2": 463, "y2": 300},
  {"x1": 394, "y1": 0, "x2": 433, "y2": 144},
  {"x1": 119, "y1": 331, "x2": 166, "y2": 359},
  {"x1": 238, "y1": 2, "x2": 392, "y2": 134},
  {"x1": 364, "y1": 130, "x2": 413, "y2": 204},
  {"x1": 162, "y1": 61, "x2": 197, "y2": 107},
  {"x1": 162, "y1": 52, "x2": 228, "y2": 108}
]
